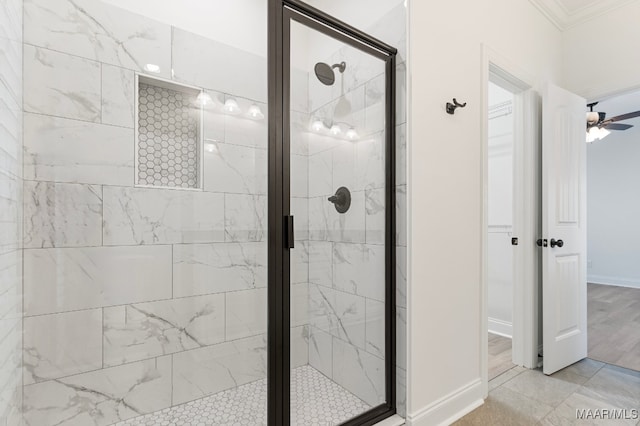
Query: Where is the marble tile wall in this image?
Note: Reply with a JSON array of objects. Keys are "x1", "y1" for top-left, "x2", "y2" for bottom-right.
[
  {"x1": 0, "y1": 0, "x2": 23, "y2": 424},
  {"x1": 20, "y1": 1, "x2": 285, "y2": 424},
  {"x1": 17, "y1": 0, "x2": 405, "y2": 423},
  {"x1": 304, "y1": 3, "x2": 408, "y2": 415}
]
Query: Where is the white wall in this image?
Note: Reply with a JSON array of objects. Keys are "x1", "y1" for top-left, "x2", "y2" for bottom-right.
[
  {"x1": 563, "y1": 0, "x2": 640, "y2": 100},
  {"x1": 587, "y1": 118, "x2": 640, "y2": 289},
  {"x1": 407, "y1": 0, "x2": 562, "y2": 424},
  {"x1": 487, "y1": 83, "x2": 514, "y2": 337}
]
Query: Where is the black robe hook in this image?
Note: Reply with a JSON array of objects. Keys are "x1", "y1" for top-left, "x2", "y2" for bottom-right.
[{"x1": 446, "y1": 98, "x2": 467, "y2": 114}]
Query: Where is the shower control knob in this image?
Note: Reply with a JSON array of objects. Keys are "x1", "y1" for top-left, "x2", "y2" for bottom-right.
[{"x1": 328, "y1": 187, "x2": 351, "y2": 214}]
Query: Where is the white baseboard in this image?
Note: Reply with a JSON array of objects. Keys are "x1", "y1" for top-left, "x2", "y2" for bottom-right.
[
  {"x1": 406, "y1": 379, "x2": 483, "y2": 426},
  {"x1": 587, "y1": 275, "x2": 640, "y2": 289},
  {"x1": 488, "y1": 317, "x2": 513, "y2": 338}
]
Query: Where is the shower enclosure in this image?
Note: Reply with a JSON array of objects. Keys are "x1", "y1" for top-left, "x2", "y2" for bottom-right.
[{"x1": 0, "y1": 0, "x2": 406, "y2": 425}]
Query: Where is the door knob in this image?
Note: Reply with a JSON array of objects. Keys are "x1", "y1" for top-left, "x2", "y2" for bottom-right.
[{"x1": 550, "y1": 238, "x2": 564, "y2": 248}]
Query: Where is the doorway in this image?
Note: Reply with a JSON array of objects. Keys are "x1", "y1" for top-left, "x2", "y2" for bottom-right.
[
  {"x1": 586, "y1": 89, "x2": 640, "y2": 373},
  {"x1": 487, "y1": 81, "x2": 517, "y2": 380}
]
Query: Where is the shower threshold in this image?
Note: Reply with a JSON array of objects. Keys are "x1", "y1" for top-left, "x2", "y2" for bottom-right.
[{"x1": 114, "y1": 365, "x2": 370, "y2": 425}]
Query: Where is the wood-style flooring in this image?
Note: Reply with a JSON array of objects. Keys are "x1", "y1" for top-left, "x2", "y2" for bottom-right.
[
  {"x1": 488, "y1": 333, "x2": 515, "y2": 380},
  {"x1": 588, "y1": 282, "x2": 640, "y2": 372}
]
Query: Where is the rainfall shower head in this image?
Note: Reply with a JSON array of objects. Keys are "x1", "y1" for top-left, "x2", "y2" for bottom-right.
[{"x1": 314, "y1": 61, "x2": 346, "y2": 86}]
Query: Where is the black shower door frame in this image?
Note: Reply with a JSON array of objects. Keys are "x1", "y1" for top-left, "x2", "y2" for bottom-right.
[{"x1": 267, "y1": 1, "x2": 397, "y2": 424}]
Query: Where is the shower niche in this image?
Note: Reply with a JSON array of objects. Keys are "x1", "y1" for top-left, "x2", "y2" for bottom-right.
[{"x1": 135, "y1": 75, "x2": 204, "y2": 190}]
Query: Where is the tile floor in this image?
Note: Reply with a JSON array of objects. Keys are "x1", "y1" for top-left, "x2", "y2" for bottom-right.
[
  {"x1": 456, "y1": 359, "x2": 640, "y2": 425},
  {"x1": 114, "y1": 365, "x2": 370, "y2": 426}
]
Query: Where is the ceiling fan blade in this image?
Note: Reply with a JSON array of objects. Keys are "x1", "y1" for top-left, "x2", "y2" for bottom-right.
[
  {"x1": 603, "y1": 123, "x2": 633, "y2": 131},
  {"x1": 607, "y1": 110, "x2": 640, "y2": 123}
]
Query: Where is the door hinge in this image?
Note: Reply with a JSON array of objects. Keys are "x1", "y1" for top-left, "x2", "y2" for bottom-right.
[
  {"x1": 285, "y1": 215, "x2": 295, "y2": 249},
  {"x1": 536, "y1": 239, "x2": 548, "y2": 247},
  {"x1": 511, "y1": 237, "x2": 519, "y2": 246}
]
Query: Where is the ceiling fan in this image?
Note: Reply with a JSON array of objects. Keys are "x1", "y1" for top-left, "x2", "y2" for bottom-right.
[{"x1": 586, "y1": 102, "x2": 640, "y2": 131}]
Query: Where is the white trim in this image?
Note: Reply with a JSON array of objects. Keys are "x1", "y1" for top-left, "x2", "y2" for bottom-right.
[
  {"x1": 481, "y1": 44, "x2": 540, "y2": 401},
  {"x1": 587, "y1": 276, "x2": 640, "y2": 289},
  {"x1": 488, "y1": 318, "x2": 513, "y2": 338},
  {"x1": 406, "y1": 379, "x2": 483, "y2": 426}
]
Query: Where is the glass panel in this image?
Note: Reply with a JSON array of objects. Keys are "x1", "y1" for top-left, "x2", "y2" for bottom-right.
[
  {"x1": 289, "y1": 18, "x2": 388, "y2": 425},
  {"x1": 17, "y1": 1, "x2": 268, "y2": 424}
]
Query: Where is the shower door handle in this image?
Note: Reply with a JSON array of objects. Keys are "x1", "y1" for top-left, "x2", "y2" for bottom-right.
[{"x1": 285, "y1": 215, "x2": 295, "y2": 249}]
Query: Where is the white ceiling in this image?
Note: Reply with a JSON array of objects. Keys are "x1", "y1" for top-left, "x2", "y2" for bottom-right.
[{"x1": 528, "y1": 0, "x2": 638, "y2": 29}]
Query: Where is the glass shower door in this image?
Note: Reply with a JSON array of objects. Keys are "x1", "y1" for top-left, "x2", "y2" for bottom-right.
[{"x1": 286, "y1": 7, "x2": 396, "y2": 425}]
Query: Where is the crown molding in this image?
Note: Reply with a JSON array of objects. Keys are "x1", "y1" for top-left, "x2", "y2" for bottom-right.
[{"x1": 528, "y1": 0, "x2": 638, "y2": 30}]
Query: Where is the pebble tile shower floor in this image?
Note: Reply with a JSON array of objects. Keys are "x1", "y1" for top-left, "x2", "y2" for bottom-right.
[{"x1": 114, "y1": 366, "x2": 371, "y2": 425}]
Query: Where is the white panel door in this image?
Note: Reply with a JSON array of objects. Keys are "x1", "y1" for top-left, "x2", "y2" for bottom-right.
[{"x1": 542, "y1": 82, "x2": 587, "y2": 375}]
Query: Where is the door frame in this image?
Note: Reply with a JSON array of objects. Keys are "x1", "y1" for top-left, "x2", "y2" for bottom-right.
[
  {"x1": 480, "y1": 45, "x2": 540, "y2": 396},
  {"x1": 268, "y1": 1, "x2": 398, "y2": 424}
]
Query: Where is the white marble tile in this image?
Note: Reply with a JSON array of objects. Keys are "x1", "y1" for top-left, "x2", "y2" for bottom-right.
[
  {"x1": 365, "y1": 187, "x2": 386, "y2": 245},
  {"x1": 397, "y1": 307, "x2": 407, "y2": 371},
  {"x1": 223, "y1": 97, "x2": 268, "y2": 150},
  {"x1": 24, "y1": 309, "x2": 102, "y2": 385},
  {"x1": 24, "y1": 245, "x2": 172, "y2": 316},
  {"x1": 172, "y1": 334, "x2": 267, "y2": 405},
  {"x1": 0, "y1": 37, "x2": 22, "y2": 106},
  {"x1": 23, "y1": 357, "x2": 172, "y2": 426},
  {"x1": 332, "y1": 338, "x2": 385, "y2": 407},
  {"x1": 104, "y1": 294, "x2": 225, "y2": 367},
  {"x1": 291, "y1": 283, "x2": 309, "y2": 328},
  {"x1": 24, "y1": 0, "x2": 172, "y2": 77},
  {"x1": 332, "y1": 141, "x2": 359, "y2": 193},
  {"x1": 308, "y1": 150, "x2": 333, "y2": 198},
  {"x1": 327, "y1": 190, "x2": 366, "y2": 243},
  {"x1": 202, "y1": 91, "x2": 226, "y2": 144},
  {"x1": 357, "y1": 132, "x2": 386, "y2": 191},
  {"x1": 0, "y1": 0, "x2": 22, "y2": 42},
  {"x1": 396, "y1": 367, "x2": 407, "y2": 418},
  {"x1": 365, "y1": 298, "x2": 385, "y2": 359},
  {"x1": 0, "y1": 250, "x2": 22, "y2": 321},
  {"x1": 224, "y1": 193, "x2": 266, "y2": 242},
  {"x1": 291, "y1": 197, "x2": 309, "y2": 241},
  {"x1": 291, "y1": 325, "x2": 309, "y2": 369},
  {"x1": 308, "y1": 196, "x2": 329, "y2": 241},
  {"x1": 103, "y1": 186, "x2": 225, "y2": 245},
  {"x1": 102, "y1": 64, "x2": 134, "y2": 128},
  {"x1": 309, "y1": 241, "x2": 332, "y2": 288},
  {"x1": 396, "y1": 185, "x2": 407, "y2": 247},
  {"x1": 172, "y1": 29, "x2": 267, "y2": 103},
  {"x1": 23, "y1": 113, "x2": 134, "y2": 186},
  {"x1": 290, "y1": 154, "x2": 308, "y2": 198},
  {"x1": 396, "y1": 123, "x2": 407, "y2": 186},
  {"x1": 364, "y1": 73, "x2": 386, "y2": 137},
  {"x1": 225, "y1": 288, "x2": 267, "y2": 340},
  {"x1": 333, "y1": 243, "x2": 386, "y2": 302},
  {"x1": 24, "y1": 45, "x2": 101, "y2": 122},
  {"x1": 396, "y1": 62, "x2": 407, "y2": 125},
  {"x1": 396, "y1": 246, "x2": 407, "y2": 309},
  {"x1": 290, "y1": 239, "x2": 309, "y2": 285},
  {"x1": 173, "y1": 242, "x2": 267, "y2": 297},
  {"x1": 335, "y1": 290, "x2": 366, "y2": 350},
  {"x1": 23, "y1": 181, "x2": 102, "y2": 248},
  {"x1": 290, "y1": 67, "x2": 309, "y2": 114},
  {"x1": 203, "y1": 142, "x2": 267, "y2": 195},
  {"x1": 308, "y1": 326, "x2": 332, "y2": 379},
  {"x1": 290, "y1": 111, "x2": 310, "y2": 155},
  {"x1": 309, "y1": 284, "x2": 338, "y2": 336}
]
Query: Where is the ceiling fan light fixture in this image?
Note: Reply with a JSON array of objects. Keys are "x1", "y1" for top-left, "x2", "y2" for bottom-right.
[{"x1": 586, "y1": 126, "x2": 610, "y2": 143}]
